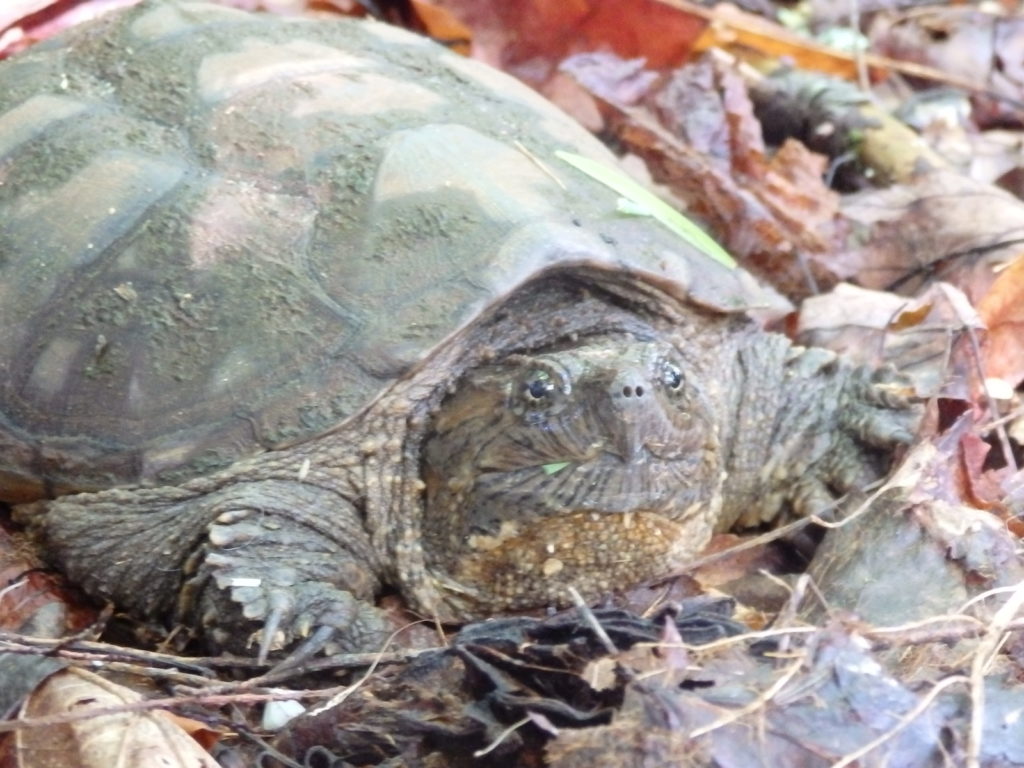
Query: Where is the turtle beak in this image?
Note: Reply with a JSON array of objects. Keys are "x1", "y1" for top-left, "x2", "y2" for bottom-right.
[{"x1": 606, "y1": 369, "x2": 652, "y2": 463}]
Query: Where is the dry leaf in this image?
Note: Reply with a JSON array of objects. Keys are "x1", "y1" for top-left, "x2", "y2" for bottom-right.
[
  {"x1": 977, "y1": 254, "x2": 1024, "y2": 387},
  {"x1": 409, "y1": 0, "x2": 471, "y2": 51},
  {"x1": 797, "y1": 281, "x2": 981, "y2": 398},
  {"x1": 0, "y1": 0, "x2": 55, "y2": 31},
  {"x1": 566, "y1": 53, "x2": 847, "y2": 298},
  {"x1": 0, "y1": 526, "x2": 96, "y2": 636},
  {"x1": 16, "y1": 668, "x2": 219, "y2": 768},
  {"x1": 843, "y1": 169, "x2": 1024, "y2": 302},
  {"x1": 870, "y1": 8, "x2": 1024, "y2": 129},
  {"x1": 427, "y1": 0, "x2": 706, "y2": 87}
]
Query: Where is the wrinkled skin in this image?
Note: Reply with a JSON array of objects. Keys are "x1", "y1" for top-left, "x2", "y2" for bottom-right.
[
  {"x1": 2, "y1": 3, "x2": 922, "y2": 659},
  {"x1": 421, "y1": 289, "x2": 920, "y2": 618},
  {"x1": 18, "y1": 278, "x2": 920, "y2": 657},
  {"x1": 424, "y1": 335, "x2": 722, "y2": 612}
]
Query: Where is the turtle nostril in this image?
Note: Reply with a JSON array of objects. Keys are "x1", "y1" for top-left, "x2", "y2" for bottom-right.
[
  {"x1": 622, "y1": 386, "x2": 632, "y2": 397},
  {"x1": 620, "y1": 385, "x2": 645, "y2": 398},
  {"x1": 635, "y1": 385, "x2": 644, "y2": 397}
]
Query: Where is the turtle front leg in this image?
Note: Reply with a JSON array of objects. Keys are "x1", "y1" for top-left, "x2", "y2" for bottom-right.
[
  {"x1": 17, "y1": 479, "x2": 388, "y2": 659},
  {"x1": 719, "y1": 336, "x2": 923, "y2": 530}
]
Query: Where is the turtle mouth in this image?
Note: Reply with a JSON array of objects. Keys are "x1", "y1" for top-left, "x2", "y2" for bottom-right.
[{"x1": 468, "y1": 450, "x2": 710, "y2": 524}]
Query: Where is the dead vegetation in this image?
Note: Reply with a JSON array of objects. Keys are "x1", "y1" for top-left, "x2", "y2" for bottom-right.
[{"x1": 2, "y1": 0, "x2": 1024, "y2": 766}]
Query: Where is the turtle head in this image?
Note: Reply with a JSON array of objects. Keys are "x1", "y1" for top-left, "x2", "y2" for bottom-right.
[{"x1": 421, "y1": 334, "x2": 723, "y2": 616}]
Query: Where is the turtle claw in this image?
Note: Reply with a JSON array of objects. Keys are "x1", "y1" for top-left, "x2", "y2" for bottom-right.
[
  {"x1": 170, "y1": 482, "x2": 390, "y2": 658},
  {"x1": 268, "y1": 624, "x2": 337, "y2": 673},
  {"x1": 258, "y1": 594, "x2": 290, "y2": 664}
]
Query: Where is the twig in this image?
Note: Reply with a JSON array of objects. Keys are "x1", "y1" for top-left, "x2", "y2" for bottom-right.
[
  {"x1": 306, "y1": 623, "x2": 410, "y2": 717},
  {"x1": 568, "y1": 586, "x2": 619, "y2": 656},
  {"x1": 830, "y1": 675, "x2": 969, "y2": 768},
  {"x1": 672, "y1": 467, "x2": 910, "y2": 580},
  {"x1": 514, "y1": 140, "x2": 566, "y2": 190},
  {"x1": 0, "y1": 630, "x2": 426, "y2": 683},
  {"x1": 957, "y1": 306, "x2": 1018, "y2": 473},
  {"x1": 653, "y1": 0, "x2": 1024, "y2": 112},
  {"x1": 0, "y1": 686, "x2": 340, "y2": 733},
  {"x1": 687, "y1": 654, "x2": 805, "y2": 737},
  {"x1": 770, "y1": 572, "x2": 811, "y2": 656},
  {"x1": 473, "y1": 716, "x2": 532, "y2": 757},
  {"x1": 967, "y1": 579, "x2": 1024, "y2": 768}
]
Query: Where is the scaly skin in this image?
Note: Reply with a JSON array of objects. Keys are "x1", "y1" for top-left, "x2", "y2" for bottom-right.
[{"x1": 17, "y1": 287, "x2": 920, "y2": 656}]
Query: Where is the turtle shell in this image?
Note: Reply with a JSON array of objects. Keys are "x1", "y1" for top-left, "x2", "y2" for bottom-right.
[{"x1": 0, "y1": 0, "x2": 784, "y2": 501}]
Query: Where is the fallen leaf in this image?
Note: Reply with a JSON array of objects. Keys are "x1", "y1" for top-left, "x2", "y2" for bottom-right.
[
  {"x1": 409, "y1": 0, "x2": 471, "y2": 51},
  {"x1": 566, "y1": 53, "x2": 847, "y2": 298},
  {"x1": 0, "y1": 525, "x2": 96, "y2": 636},
  {"x1": 843, "y1": 169, "x2": 1024, "y2": 302},
  {"x1": 797, "y1": 281, "x2": 982, "y2": 398},
  {"x1": 426, "y1": 0, "x2": 706, "y2": 86},
  {"x1": 977, "y1": 254, "x2": 1024, "y2": 387},
  {"x1": 954, "y1": 430, "x2": 1005, "y2": 510},
  {"x1": 16, "y1": 668, "x2": 220, "y2": 768},
  {"x1": 0, "y1": 0, "x2": 54, "y2": 31},
  {"x1": 869, "y1": 8, "x2": 1024, "y2": 129}
]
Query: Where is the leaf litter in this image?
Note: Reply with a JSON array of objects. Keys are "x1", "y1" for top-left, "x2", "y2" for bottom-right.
[{"x1": 3, "y1": 0, "x2": 1024, "y2": 766}]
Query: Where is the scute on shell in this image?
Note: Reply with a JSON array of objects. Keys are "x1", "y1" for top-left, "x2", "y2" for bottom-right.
[{"x1": 0, "y1": 0, "x2": 785, "y2": 500}]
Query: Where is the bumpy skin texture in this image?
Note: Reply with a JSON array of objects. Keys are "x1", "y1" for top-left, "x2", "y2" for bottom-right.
[{"x1": 2, "y1": 2, "x2": 921, "y2": 656}]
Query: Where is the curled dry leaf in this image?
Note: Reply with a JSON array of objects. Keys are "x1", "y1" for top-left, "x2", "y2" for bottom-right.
[
  {"x1": 16, "y1": 668, "x2": 219, "y2": 768},
  {"x1": 953, "y1": 430, "x2": 1006, "y2": 510}
]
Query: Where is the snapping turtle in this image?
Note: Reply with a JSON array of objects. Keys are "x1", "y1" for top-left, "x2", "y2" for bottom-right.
[{"x1": 1, "y1": 1, "x2": 919, "y2": 657}]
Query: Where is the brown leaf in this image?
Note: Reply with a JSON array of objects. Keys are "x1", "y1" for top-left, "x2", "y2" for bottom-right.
[
  {"x1": 157, "y1": 712, "x2": 224, "y2": 752},
  {"x1": 797, "y1": 280, "x2": 980, "y2": 398},
  {"x1": 955, "y1": 430, "x2": 1005, "y2": 510},
  {"x1": 869, "y1": 8, "x2": 1024, "y2": 129},
  {"x1": 428, "y1": 0, "x2": 706, "y2": 87},
  {"x1": 889, "y1": 301, "x2": 932, "y2": 331},
  {"x1": 843, "y1": 169, "x2": 1024, "y2": 302},
  {"x1": 571, "y1": 54, "x2": 847, "y2": 298},
  {"x1": 977, "y1": 254, "x2": 1024, "y2": 387},
  {"x1": 0, "y1": 525, "x2": 96, "y2": 636},
  {"x1": 409, "y1": 0, "x2": 471, "y2": 51},
  {"x1": 0, "y1": 0, "x2": 57, "y2": 31},
  {"x1": 16, "y1": 668, "x2": 220, "y2": 768}
]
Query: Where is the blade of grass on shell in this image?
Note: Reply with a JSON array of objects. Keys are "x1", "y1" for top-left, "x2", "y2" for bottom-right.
[{"x1": 555, "y1": 150, "x2": 736, "y2": 269}]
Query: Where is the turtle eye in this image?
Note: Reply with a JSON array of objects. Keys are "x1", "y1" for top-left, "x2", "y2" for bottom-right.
[
  {"x1": 662, "y1": 362, "x2": 684, "y2": 391},
  {"x1": 523, "y1": 370, "x2": 556, "y2": 402}
]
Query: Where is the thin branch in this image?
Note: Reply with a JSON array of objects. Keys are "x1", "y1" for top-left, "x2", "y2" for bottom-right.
[{"x1": 830, "y1": 675, "x2": 970, "y2": 768}]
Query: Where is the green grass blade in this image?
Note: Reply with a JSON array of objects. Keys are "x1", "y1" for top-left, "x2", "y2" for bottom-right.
[{"x1": 556, "y1": 150, "x2": 736, "y2": 269}]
